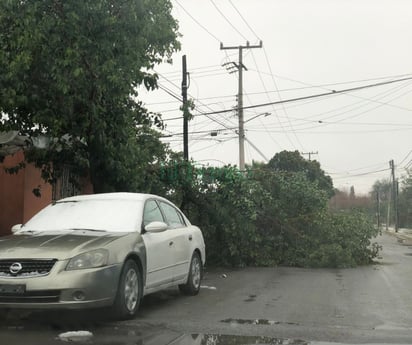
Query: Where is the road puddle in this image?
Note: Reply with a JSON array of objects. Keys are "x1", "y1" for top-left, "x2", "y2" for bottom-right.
[
  {"x1": 166, "y1": 334, "x2": 308, "y2": 345},
  {"x1": 221, "y1": 318, "x2": 299, "y2": 326}
]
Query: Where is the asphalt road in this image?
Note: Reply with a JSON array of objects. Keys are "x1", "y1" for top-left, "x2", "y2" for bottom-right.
[{"x1": 1, "y1": 231, "x2": 412, "y2": 345}]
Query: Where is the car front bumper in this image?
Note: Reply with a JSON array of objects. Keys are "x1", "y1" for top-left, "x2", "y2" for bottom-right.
[{"x1": 0, "y1": 260, "x2": 123, "y2": 309}]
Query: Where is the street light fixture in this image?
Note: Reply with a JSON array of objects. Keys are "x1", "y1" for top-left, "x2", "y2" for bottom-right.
[{"x1": 244, "y1": 112, "x2": 271, "y2": 123}]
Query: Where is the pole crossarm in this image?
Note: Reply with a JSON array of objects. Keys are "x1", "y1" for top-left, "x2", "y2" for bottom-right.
[{"x1": 220, "y1": 41, "x2": 263, "y2": 50}]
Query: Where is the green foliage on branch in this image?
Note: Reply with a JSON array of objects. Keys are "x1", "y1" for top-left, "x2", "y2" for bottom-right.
[
  {"x1": 153, "y1": 154, "x2": 380, "y2": 268},
  {"x1": 268, "y1": 150, "x2": 334, "y2": 198},
  {"x1": 0, "y1": 0, "x2": 180, "y2": 192}
]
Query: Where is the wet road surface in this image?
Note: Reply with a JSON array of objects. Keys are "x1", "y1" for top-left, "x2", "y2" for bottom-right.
[{"x1": 1, "y1": 231, "x2": 412, "y2": 344}]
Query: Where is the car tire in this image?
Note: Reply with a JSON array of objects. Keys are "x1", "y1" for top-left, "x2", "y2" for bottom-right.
[
  {"x1": 113, "y1": 259, "x2": 142, "y2": 320},
  {"x1": 179, "y1": 251, "x2": 202, "y2": 296}
]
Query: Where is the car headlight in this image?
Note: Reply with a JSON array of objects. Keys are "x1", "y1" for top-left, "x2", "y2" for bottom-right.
[{"x1": 66, "y1": 249, "x2": 109, "y2": 270}]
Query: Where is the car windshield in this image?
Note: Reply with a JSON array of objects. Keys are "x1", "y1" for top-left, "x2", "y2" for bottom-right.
[{"x1": 21, "y1": 199, "x2": 143, "y2": 233}]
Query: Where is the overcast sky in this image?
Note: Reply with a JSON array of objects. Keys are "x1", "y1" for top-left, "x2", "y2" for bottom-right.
[{"x1": 139, "y1": 0, "x2": 412, "y2": 194}]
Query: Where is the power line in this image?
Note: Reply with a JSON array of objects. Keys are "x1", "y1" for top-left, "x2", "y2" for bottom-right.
[
  {"x1": 160, "y1": 78, "x2": 412, "y2": 124},
  {"x1": 190, "y1": 136, "x2": 237, "y2": 154},
  {"x1": 160, "y1": 64, "x2": 223, "y2": 76},
  {"x1": 161, "y1": 127, "x2": 237, "y2": 137},
  {"x1": 250, "y1": 70, "x2": 412, "y2": 91},
  {"x1": 188, "y1": 75, "x2": 412, "y2": 117},
  {"x1": 247, "y1": 127, "x2": 412, "y2": 135},
  {"x1": 249, "y1": 51, "x2": 297, "y2": 150},
  {"x1": 262, "y1": 81, "x2": 412, "y2": 132},
  {"x1": 261, "y1": 48, "x2": 305, "y2": 150},
  {"x1": 325, "y1": 161, "x2": 389, "y2": 174},
  {"x1": 209, "y1": 0, "x2": 248, "y2": 41},
  {"x1": 174, "y1": 0, "x2": 221, "y2": 43},
  {"x1": 157, "y1": 72, "x2": 237, "y2": 131},
  {"x1": 399, "y1": 150, "x2": 412, "y2": 166},
  {"x1": 228, "y1": 0, "x2": 261, "y2": 40},
  {"x1": 158, "y1": 84, "x2": 183, "y2": 102},
  {"x1": 258, "y1": 70, "x2": 412, "y2": 114},
  {"x1": 332, "y1": 168, "x2": 390, "y2": 179},
  {"x1": 148, "y1": 71, "x2": 412, "y2": 105}
]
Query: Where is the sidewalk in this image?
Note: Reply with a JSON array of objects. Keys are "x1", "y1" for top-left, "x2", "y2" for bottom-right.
[{"x1": 385, "y1": 227, "x2": 412, "y2": 244}]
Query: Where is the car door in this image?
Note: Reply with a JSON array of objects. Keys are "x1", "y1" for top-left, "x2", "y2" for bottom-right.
[
  {"x1": 142, "y1": 199, "x2": 176, "y2": 289},
  {"x1": 158, "y1": 201, "x2": 191, "y2": 282}
]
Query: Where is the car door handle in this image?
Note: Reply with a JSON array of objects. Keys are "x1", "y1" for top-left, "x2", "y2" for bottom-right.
[
  {"x1": 188, "y1": 235, "x2": 193, "y2": 241},
  {"x1": 169, "y1": 241, "x2": 174, "y2": 246}
]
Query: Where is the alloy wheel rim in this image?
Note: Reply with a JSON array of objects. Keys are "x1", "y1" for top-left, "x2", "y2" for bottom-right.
[
  {"x1": 124, "y1": 268, "x2": 138, "y2": 312},
  {"x1": 191, "y1": 256, "x2": 201, "y2": 288}
]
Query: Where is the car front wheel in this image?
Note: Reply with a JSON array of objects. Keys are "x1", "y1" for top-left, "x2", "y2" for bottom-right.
[
  {"x1": 179, "y1": 251, "x2": 202, "y2": 295},
  {"x1": 113, "y1": 259, "x2": 142, "y2": 320}
]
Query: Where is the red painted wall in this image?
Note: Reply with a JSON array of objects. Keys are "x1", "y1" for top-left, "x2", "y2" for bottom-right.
[
  {"x1": 0, "y1": 152, "x2": 25, "y2": 236},
  {"x1": 23, "y1": 161, "x2": 53, "y2": 223},
  {"x1": 0, "y1": 151, "x2": 53, "y2": 236}
]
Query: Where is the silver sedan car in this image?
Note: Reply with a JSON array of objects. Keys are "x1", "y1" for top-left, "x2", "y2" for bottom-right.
[{"x1": 0, "y1": 193, "x2": 206, "y2": 319}]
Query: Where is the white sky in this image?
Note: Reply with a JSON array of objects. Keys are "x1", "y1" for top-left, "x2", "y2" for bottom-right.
[{"x1": 139, "y1": 0, "x2": 412, "y2": 194}]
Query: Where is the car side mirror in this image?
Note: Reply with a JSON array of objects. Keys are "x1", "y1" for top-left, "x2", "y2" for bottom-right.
[
  {"x1": 11, "y1": 224, "x2": 22, "y2": 234},
  {"x1": 145, "y1": 221, "x2": 168, "y2": 233}
]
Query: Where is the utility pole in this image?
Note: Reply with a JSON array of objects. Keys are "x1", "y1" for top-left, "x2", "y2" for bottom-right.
[
  {"x1": 301, "y1": 151, "x2": 318, "y2": 161},
  {"x1": 396, "y1": 178, "x2": 400, "y2": 232},
  {"x1": 220, "y1": 41, "x2": 262, "y2": 170},
  {"x1": 376, "y1": 189, "x2": 381, "y2": 229},
  {"x1": 389, "y1": 159, "x2": 399, "y2": 232},
  {"x1": 182, "y1": 55, "x2": 189, "y2": 161}
]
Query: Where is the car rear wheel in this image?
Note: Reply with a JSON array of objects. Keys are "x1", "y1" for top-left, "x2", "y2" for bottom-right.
[
  {"x1": 179, "y1": 251, "x2": 202, "y2": 295},
  {"x1": 113, "y1": 259, "x2": 142, "y2": 320}
]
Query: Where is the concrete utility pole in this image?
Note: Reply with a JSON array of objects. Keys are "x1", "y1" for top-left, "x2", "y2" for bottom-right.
[
  {"x1": 376, "y1": 189, "x2": 381, "y2": 229},
  {"x1": 220, "y1": 41, "x2": 262, "y2": 170},
  {"x1": 182, "y1": 55, "x2": 189, "y2": 161},
  {"x1": 301, "y1": 151, "x2": 318, "y2": 161},
  {"x1": 389, "y1": 159, "x2": 399, "y2": 232}
]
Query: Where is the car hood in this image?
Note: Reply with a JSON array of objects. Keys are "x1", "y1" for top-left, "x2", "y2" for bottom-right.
[{"x1": 0, "y1": 230, "x2": 129, "y2": 260}]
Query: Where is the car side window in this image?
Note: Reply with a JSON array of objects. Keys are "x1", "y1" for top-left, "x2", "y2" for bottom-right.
[
  {"x1": 159, "y1": 202, "x2": 186, "y2": 229},
  {"x1": 143, "y1": 200, "x2": 164, "y2": 226}
]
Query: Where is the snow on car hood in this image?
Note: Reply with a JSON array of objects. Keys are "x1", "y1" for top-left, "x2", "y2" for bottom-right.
[
  {"x1": 0, "y1": 230, "x2": 129, "y2": 260},
  {"x1": 21, "y1": 199, "x2": 144, "y2": 233}
]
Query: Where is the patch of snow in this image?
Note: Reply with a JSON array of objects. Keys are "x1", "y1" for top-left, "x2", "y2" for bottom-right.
[
  {"x1": 58, "y1": 331, "x2": 93, "y2": 342},
  {"x1": 23, "y1": 198, "x2": 143, "y2": 233}
]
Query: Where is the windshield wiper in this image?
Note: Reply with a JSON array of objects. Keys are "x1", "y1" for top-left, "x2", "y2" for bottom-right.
[{"x1": 69, "y1": 228, "x2": 107, "y2": 232}]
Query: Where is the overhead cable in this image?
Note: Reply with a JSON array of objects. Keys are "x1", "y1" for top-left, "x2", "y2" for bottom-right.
[
  {"x1": 209, "y1": 0, "x2": 249, "y2": 41},
  {"x1": 174, "y1": 0, "x2": 221, "y2": 42},
  {"x1": 188, "y1": 75, "x2": 412, "y2": 116}
]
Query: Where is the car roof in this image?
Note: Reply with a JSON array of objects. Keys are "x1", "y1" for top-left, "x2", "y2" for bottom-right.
[{"x1": 57, "y1": 192, "x2": 168, "y2": 204}]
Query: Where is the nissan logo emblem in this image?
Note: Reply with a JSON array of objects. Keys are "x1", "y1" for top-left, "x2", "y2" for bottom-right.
[{"x1": 9, "y1": 262, "x2": 23, "y2": 274}]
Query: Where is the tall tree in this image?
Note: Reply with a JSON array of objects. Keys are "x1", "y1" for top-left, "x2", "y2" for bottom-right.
[
  {"x1": 267, "y1": 150, "x2": 334, "y2": 197},
  {"x1": 0, "y1": 0, "x2": 180, "y2": 192}
]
